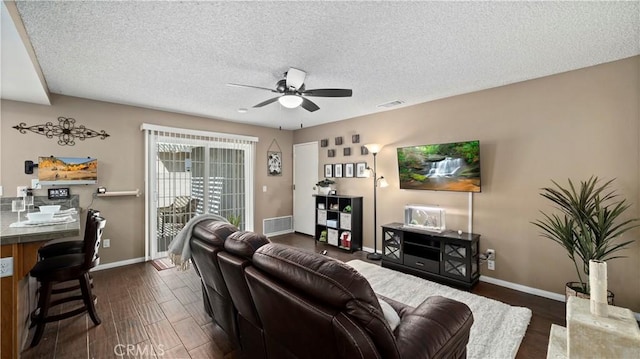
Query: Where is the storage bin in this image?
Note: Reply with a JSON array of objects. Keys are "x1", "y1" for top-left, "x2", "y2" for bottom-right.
[
  {"x1": 327, "y1": 229, "x2": 339, "y2": 246},
  {"x1": 317, "y1": 210, "x2": 327, "y2": 225},
  {"x1": 326, "y1": 219, "x2": 338, "y2": 228},
  {"x1": 339, "y1": 213, "x2": 351, "y2": 230}
]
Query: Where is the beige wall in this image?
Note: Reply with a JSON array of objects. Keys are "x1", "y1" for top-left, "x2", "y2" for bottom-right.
[
  {"x1": 1, "y1": 94, "x2": 294, "y2": 264},
  {"x1": 294, "y1": 56, "x2": 640, "y2": 311}
]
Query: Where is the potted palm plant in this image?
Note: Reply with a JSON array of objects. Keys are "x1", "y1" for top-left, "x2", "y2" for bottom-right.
[
  {"x1": 316, "y1": 178, "x2": 336, "y2": 195},
  {"x1": 532, "y1": 176, "x2": 639, "y2": 303}
]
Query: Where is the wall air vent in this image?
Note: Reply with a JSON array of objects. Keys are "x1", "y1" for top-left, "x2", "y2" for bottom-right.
[
  {"x1": 377, "y1": 100, "x2": 405, "y2": 108},
  {"x1": 263, "y1": 215, "x2": 294, "y2": 236}
]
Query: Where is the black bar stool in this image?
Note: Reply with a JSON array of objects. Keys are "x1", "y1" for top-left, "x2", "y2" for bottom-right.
[
  {"x1": 29, "y1": 215, "x2": 106, "y2": 347},
  {"x1": 38, "y1": 208, "x2": 100, "y2": 259}
]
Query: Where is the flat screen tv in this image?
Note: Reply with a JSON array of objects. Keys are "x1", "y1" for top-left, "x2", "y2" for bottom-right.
[
  {"x1": 38, "y1": 156, "x2": 98, "y2": 186},
  {"x1": 397, "y1": 140, "x2": 481, "y2": 192}
]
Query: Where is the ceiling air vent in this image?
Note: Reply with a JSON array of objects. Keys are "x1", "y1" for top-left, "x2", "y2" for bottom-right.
[{"x1": 377, "y1": 100, "x2": 404, "y2": 108}]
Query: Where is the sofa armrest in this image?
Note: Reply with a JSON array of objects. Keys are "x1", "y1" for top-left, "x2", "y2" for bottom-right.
[{"x1": 395, "y1": 296, "x2": 473, "y2": 359}]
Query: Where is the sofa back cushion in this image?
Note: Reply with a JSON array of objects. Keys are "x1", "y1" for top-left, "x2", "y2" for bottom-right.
[
  {"x1": 219, "y1": 231, "x2": 271, "y2": 326},
  {"x1": 189, "y1": 220, "x2": 238, "y2": 340}
]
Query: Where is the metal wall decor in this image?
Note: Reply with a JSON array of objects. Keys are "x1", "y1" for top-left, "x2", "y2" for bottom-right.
[
  {"x1": 328, "y1": 149, "x2": 336, "y2": 157},
  {"x1": 12, "y1": 117, "x2": 110, "y2": 146},
  {"x1": 344, "y1": 147, "x2": 351, "y2": 156},
  {"x1": 320, "y1": 139, "x2": 329, "y2": 147},
  {"x1": 335, "y1": 136, "x2": 343, "y2": 146}
]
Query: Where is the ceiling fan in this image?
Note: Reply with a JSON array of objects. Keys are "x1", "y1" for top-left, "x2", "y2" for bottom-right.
[{"x1": 227, "y1": 68, "x2": 352, "y2": 112}]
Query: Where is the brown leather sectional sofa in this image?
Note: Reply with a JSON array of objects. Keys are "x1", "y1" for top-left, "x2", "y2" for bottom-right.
[{"x1": 189, "y1": 218, "x2": 474, "y2": 359}]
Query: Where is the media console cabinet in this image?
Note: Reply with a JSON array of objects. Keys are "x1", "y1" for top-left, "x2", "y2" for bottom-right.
[{"x1": 381, "y1": 222, "x2": 480, "y2": 289}]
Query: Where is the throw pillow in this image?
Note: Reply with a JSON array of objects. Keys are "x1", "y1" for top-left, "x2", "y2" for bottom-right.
[{"x1": 378, "y1": 298, "x2": 401, "y2": 331}]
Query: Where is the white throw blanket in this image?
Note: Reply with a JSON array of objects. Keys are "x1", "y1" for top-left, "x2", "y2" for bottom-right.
[{"x1": 167, "y1": 213, "x2": 229, "y2": 270}]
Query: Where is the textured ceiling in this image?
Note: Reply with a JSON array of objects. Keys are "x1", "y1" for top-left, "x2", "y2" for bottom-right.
[{"x1": 6, "y1": 1, "x2": 640, "y2": 129}]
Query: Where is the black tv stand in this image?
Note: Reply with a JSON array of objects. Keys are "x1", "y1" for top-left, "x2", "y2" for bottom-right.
[{"x1": 381, "y1": 223, "x2": 480, "y2": 289}]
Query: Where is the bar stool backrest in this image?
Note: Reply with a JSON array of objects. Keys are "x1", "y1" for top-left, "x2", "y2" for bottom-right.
[{"x1": 84, "y1": 216, "x2": 106, "y2": 269}]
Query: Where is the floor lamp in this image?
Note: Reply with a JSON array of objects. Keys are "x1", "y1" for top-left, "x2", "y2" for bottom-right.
[{"x1": 365, "y1": 144, "x2": 388, "y2": 260}]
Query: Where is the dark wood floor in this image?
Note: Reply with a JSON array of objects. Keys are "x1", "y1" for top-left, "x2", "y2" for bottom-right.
[{"x1": 20, "y1": 233, "x2": 564, "y2": 359}]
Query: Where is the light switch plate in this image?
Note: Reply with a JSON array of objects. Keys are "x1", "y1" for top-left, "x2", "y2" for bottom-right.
[
  {"x1": 0, "y1": 257, "x2": 13, "y2": 277},
  {"x1": 31, "y1": 179, "x2": 41, "y2": 189},
  {"x1": 0, "y1": 185, "x2": 3, "y2": 196}
]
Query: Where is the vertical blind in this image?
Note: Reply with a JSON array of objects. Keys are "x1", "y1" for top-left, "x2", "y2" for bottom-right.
[{"x1": 141, "y1": 124, "x2": 257, "y2": 258}]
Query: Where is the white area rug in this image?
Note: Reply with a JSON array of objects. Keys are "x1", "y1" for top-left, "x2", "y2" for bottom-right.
[{"x1": 347, "y1": 260, "x2": 532, "y2": 359}]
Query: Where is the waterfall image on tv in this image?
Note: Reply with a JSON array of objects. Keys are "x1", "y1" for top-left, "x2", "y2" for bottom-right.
[
  {"x1": 397, "y1": 140, "x2": 480, "y2": 192},
  {"x1": 38, "y1": 156, "x2": 98, "y2": 185}
]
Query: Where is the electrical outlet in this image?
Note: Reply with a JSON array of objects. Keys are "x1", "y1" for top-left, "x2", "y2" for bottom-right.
[
  {"x1": 0, "y1": 185, "x2": 3, "y2": 196},
  {"x1": 487, "y1": 249, "x2": 496, "y2": 270},
  {"x1": 17, "y1": 186, "x2": 27, "y2": 197},
  {"x1": 0, "y1": 257, "x2": 13, "y2": 277},
  {"x1": 103, "y1": 239, "x2": 110, "y2": 248}
]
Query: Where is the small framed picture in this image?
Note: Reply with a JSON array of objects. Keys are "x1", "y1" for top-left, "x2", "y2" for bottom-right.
[
  {"x1": 356, "y1": 162, "x2": 368, "y2": 178},
  {"x1": 320, "y1": 139, "x2": 329, "y2": 147},
  {"x1": 352, "y1": 134, "x2": 360, "y2": 143},
  {"x1": 360, "y1": 146, "x2": 369, "y2": 155},
  {"x1": 343, "y1": 147, "x2": 351, "y2": 156},
  {"x1": 328, "y1": 149, "x2": 335, "y2": 157},
  {"x1": 345, "y1": 163, "x2": 354, "y2": 178},
  {"x1": 334, "y1": 163, "x2": 343, "y2": 178},
  {"x1": 335, "y1": 136, "x2": 343, "y2": 146},
  {"x1": 325, "y1": 164, "x2": 334, "y2": 178},
  {"x1": 267, "y1": 151, "x2": 282, "y2": 176}
]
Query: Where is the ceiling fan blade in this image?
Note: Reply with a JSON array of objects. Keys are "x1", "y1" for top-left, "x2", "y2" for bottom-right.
[
  {"x1": 253, "y1": 96, "x2": 280, "y2": 108},
  {"x1": 227, "y1": 83, "x2": 277, "y2": 93},
  {"x1": 300, "y1": 97, "x2": 320, "y2": 112},
  {"x1": 286, "y1": 68, "x2": 306, "y2": 90},
  {"x1": 301, "y1": 88, "x2": 352, "y2": 97}
]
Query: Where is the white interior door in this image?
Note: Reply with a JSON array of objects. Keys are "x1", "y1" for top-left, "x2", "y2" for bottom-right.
[{"x1": 293, "y1": 142, "x2": 318, "y2": 235}]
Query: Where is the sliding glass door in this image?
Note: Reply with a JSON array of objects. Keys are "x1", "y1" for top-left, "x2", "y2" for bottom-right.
[{"x1": 143, "y1": 124, "x2": 256, "y2": 260}]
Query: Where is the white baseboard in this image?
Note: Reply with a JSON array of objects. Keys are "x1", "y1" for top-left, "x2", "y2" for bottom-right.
[
  {"x1": 92, "y1": 257, "x2": 146, "y2": 271},
  {"x1": 480, "y1": 275, "x2": 566, "y2": 302},
  {"x1": 361, "y1": 245, "x2": 380, "y2": 254},
  {"x1": 480, "y1": 275, "x2": 640, "y2": 322}
]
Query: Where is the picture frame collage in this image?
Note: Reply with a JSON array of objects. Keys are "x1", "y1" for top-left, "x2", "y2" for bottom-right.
[
  {"x1": 322, "y1": 133, "x2": 369, "y2": 179},
  {"x1": 320, "y1": 134, "x2": 369, "y2": 158},
  {"x1": 325, "y1": 162, "x2": 368, "y2": 178}
]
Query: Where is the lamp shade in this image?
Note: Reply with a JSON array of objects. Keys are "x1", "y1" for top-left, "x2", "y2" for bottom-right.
[
  {"x1": 278, "y1": 95, "x2": 303, "y2": 108},
  {"x1": 379, "y1": 177, "x2": 389, "y2": 188},
  {"x1": 364, "y1": 143, "x2": 383, "y2": 154},
  {"x1": 364, "y1": 168, "x2": 373, "y2": 178}
]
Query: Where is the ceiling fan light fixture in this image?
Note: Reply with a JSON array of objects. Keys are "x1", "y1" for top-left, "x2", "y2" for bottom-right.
[{"x1": 279, "y1": 94, "x2": 303, "y2": 108}]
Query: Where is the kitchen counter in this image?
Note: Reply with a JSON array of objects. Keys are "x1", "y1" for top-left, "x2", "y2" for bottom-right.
[{"x1": 0, "y1": 210, "x2": 81, "y2": 245}]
